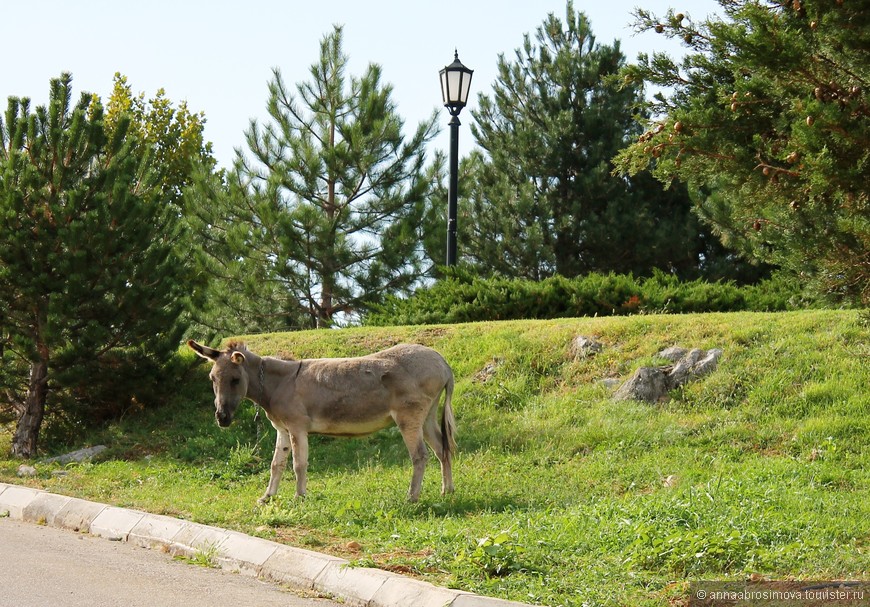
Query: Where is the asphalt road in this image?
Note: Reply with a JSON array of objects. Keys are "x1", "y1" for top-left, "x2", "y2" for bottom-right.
[{"x1": 0, "y1": 518, "x2": 341, "y2": 607}]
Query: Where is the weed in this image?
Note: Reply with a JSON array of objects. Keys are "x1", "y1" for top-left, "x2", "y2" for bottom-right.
[
  {"x1": 224, "y1": 442, "x2": 262, "y2": 478},
  {"x1": 176, "y1": 543, "x2": 219, "y2": 569},
  {"x1": 455, "y1": 530, "x2": 529, "y2": 578}
]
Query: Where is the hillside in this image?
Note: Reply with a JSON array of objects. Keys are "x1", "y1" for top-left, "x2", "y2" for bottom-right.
[{"x1": 2, "y1": 310, "x2": 868, "y2": 606}]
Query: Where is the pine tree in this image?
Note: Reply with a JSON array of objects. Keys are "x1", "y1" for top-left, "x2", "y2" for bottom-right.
[
  {"x1": 615, "y1": 0, "x2": 869, "y2": 303},
  {"x1": 466, "y1": 1, "x2": 736, "y2": 280},
  {"x1": 0, "y1": 74, "x2": 190, "y2": 457},
  {"x1": 189, "y1": 26, "x2": 439, "y2": 330}
]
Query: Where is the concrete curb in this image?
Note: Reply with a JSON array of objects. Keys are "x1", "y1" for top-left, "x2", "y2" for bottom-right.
[{"x1": 0, "y1": 483, "x2": 538, "y2": 607}]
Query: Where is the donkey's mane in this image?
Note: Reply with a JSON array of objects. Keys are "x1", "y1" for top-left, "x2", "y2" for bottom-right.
[{"x1": 225, "y1": 341, "x2": 248, "y2": 353}]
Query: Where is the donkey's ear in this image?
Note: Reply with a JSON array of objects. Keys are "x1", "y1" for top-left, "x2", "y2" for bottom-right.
[
  {"x1": 230, "y1": 351, "x2": 246, "y2": 365},
  {"x1": 188, "y1": 340, "x2": 222, "y2": 361}
]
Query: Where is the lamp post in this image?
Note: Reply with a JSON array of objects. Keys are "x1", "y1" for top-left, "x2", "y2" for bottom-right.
[{"x1": 439, "y1": 50, "x2": 473, "y2": 267}]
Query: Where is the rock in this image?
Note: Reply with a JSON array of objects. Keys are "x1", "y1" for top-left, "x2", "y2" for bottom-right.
[
  {"x1": 668, "y1": 348, "x2": 723, "y2": 386},
  {"x1": 658, "y1": 346, "x2": 689, "y2": 361},
  {"x1": 17, "y1": 465, "x2": 37, "y2": 477},
  {"x1": 614, "y1": 367, "x2": 669, "y2": 403},
  {"x1": 42, "y1": 445, "x2": 107, "y2": 465},
  {"x1": 570, "y1": 336, "x2": 603, "y2": 359},
  {"x1": 473, "y1": 358, "x2": 503, "y2": 384},
  {"x1": 614, "y1": 346, "x2": 723, "y2": 403},
  {"x1": 599, "y1": 378, "x2": 622, "y2": 390},
  {"x1": 668, "y1": 348, "x2": 704, "y2": 387},
  {"x1": 694, "y1": 348, "x2": 723, "y2": 377}
]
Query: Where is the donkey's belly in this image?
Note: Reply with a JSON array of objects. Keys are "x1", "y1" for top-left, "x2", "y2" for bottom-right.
[{"x1": 309, "y1": 414, "x2": 394, "y2": 437}]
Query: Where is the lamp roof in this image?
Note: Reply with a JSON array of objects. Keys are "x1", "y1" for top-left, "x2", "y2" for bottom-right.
[{"x1": 444, "y1": 50, "x2": 472, "y2": 73}]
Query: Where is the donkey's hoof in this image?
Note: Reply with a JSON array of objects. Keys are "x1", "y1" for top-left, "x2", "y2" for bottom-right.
[{"x1": 257, "y1": 495, "x2": 273, "y2": 505}]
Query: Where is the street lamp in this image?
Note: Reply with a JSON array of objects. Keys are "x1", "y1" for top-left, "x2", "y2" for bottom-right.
[{"x1": 439, "y1": 50, "x2": 473, "y2": 267}]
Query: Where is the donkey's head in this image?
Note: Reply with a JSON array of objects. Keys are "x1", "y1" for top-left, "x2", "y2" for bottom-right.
[{"x1": 188, "y1": 340, "x2": 251, "y2": 427}]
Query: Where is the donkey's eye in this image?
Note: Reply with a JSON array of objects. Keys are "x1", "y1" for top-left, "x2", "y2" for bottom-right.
[{"x1": 231, "y1": 378, "x2": 240, "y2": 387}]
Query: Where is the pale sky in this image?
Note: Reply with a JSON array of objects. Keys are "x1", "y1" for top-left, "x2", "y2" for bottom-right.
[{"x1": 2, "y1": 0, "x2": 721, "y2": 168}]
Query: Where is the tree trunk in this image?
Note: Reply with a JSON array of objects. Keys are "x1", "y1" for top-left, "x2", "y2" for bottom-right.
[
  {"x1": 317, "y1": 118, "x2": 338, "y2": 330},
  {"x1": 318, "y1": 275, "x2": 334, "y2": 329},
  {"x1": 11, "y1": 358, "x2": 49, "y2": 459}
]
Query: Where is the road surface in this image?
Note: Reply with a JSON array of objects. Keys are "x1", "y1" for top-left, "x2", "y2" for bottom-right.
[{"x1": 0, "y1": 518, "x2": 341, "y2": 607}]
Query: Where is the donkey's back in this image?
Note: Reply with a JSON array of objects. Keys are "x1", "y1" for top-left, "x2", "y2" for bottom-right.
[{"x1": 292, "y1": 344, "x2": 453, "y2": 439}]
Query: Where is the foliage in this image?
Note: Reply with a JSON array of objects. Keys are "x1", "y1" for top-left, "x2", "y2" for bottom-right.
[
  {"x1": 2, "y1": 311, "x2": 867, "y2": 607},
  {"x1": 187, "y1": 26, "x2": 440, "y2": 333},
  {"x1": 103, "y1": 73, "x2": 217, "y2": 340},
  {"x1": 105, "y1": 73, "x2": 216, "y2": 207},
  {"x1": 614, "y1": 0, "x2": 869, "y2": 304},
  {"x1": 364, "y1": 267, "x2": 814, "y2": 326},
  {"x1": 464, "y1": 1, "x2": 755, "y2": 281},
  {"x1": 0, "y1": 73, "x2": 193, "y2": 457},
  {"x1": 455, "y1": 531, "x2": 529, "y2": 578}
]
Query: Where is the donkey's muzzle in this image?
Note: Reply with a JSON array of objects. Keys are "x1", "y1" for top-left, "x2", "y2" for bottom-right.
[{"x1": 216, "y1": 411, "x2": 233, "y2": 427}]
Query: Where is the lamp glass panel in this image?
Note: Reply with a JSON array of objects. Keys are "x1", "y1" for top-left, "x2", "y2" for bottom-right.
[
  {"x1": 446, "y1": 69, "x2": 463, "y2": 103},
  {"x1": 440, "y1": 69, "x2": 449, "y2": 104},
  {"x1": 459, "y1": 72, "x2": 473, "y2": 104}
]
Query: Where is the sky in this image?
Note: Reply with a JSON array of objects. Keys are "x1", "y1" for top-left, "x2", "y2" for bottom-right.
[{"x1": 2, "y1": 0, "x2": 722, "y2": 168}]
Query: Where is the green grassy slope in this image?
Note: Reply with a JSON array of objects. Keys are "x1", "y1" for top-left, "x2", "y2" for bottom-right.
[{"x1": 2, "y1": 311, "x2": 868, "y2": 606}]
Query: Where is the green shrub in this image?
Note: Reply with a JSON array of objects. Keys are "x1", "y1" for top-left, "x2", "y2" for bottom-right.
[
  {"x1": 364, "y1": 268, "x2": 816, "y2": 326},
  {"x1": 455, "y1": 531, "x2": 529, "y2": 578}
]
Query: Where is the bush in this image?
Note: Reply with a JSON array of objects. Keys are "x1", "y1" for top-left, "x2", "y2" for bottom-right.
[
  {"x1": 39, "y1": 350, "x2": 192, "y2": 453},
  {"x1": 364, "y1": 268, "x2": 817, "y2": 326}
]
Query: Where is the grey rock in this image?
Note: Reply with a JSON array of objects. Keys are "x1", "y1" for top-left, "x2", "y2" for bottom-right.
[
  {"x1": 43, "y1": 445, "x2": 107, "y2": 465},
  {"x1": 613, "y1": 367, "x2": 669, "y2": 403},
  {"x1": 668, "y1": 348, "x2": 704, "y2": 387},
  {"x1": 694, "y1": 348, "x2": 723, "y2": 377},
  {"x1": 473, "y1": 358, "x2": 503, "y2": 384},
  {"x1": 614, "y1": 347, "x2": 723, "y2": 404},
  {"x1": 599, "y1": 378, "x2": 622, "y2": 390},
  {"x1": 657, "y1": 346, "x2": 689, "y2": 361},
  {"x1": 570, "y1": 336, "x2": 603, "y2": 359}
]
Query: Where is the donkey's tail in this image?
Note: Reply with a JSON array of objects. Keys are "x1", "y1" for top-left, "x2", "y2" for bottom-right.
[{"x1": 441, "y1": 371, "x2": 457, "y2": 466}]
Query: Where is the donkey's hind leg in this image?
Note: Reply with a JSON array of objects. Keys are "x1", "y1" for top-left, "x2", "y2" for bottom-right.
[{"x1": 396, "y1": 414, "x2": 429, "y2": 503}]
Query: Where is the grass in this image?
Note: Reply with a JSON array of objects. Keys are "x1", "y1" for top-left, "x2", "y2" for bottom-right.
[{"x1": 1, "y1": 311, "x2": 868, "y2": 606}]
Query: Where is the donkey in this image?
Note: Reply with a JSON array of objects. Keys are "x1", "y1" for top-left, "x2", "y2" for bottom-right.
[{"x1": 188, "y1": 340, "x2": 456, "y2": 503}]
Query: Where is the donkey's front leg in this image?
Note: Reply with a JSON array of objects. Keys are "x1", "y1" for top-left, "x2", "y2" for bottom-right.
[
  {"x1": 259, "y1": 429, "x2": 292, "y2": 504},
  {"x1": 289, "y1": 431, "x2": 309, "y2": 498}
]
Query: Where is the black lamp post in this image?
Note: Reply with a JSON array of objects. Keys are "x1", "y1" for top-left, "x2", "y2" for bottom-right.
[{"x1": 439, "y1": 50, "x2": 473, "y2": 267}]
